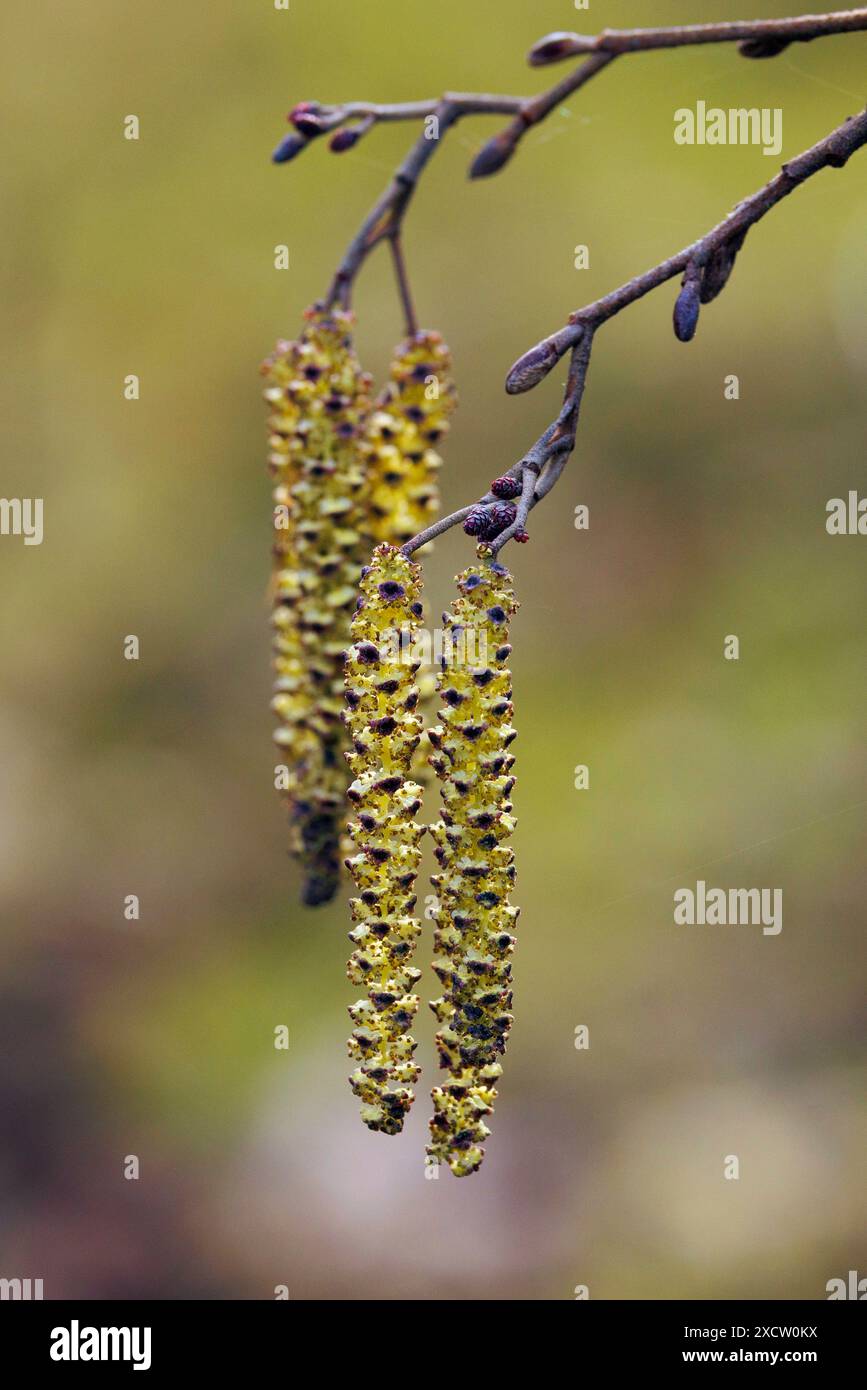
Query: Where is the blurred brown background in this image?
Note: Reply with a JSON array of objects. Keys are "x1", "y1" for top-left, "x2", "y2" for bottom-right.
[{"x1": 0, "y1": 0, "x2": 864, "y2": 1299}]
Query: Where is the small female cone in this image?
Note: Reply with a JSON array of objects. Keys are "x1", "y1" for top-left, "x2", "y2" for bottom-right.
[
  {"x1": 426, "y1": 553, "x2": 520, "y2": 1175},
  {"x1": 344, "y1": 545, "x2": 426, "y2": 1134}
]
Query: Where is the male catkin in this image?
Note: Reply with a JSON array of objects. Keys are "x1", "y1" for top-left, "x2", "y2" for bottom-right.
[
  {"x1": 426, "y1": 555, "x2": 520, "y2": 1175},
  {"x1": 363, "y1": 330, "x2": 457, "y2": 787},
  {"x1": 262, "y1": 305, "x2": 372, "y2": 906},
  {"x1": 362, "y1": 331, "x2": 457, "y2": 547},
  {"x1": 344, "y1": 544, "x2": 426, "y2": 1134}
]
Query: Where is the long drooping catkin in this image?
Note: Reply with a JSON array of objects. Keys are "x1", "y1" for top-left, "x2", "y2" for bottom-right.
[
  {"x1": 262, "y1": 306, "x2": 372, "y2": 906},
  {"x1": 362, "y1": 330, "x2": 457, "y2": 548},
  {"x1": 363, "y1": 330, "x2": 457, "y2": 787},
  {"x1": 426, "y1": 555, "x2": 520, "y2": 1175},
  {"x1": 344, "y1": 545, "x2": 426, "y2": 1134}
]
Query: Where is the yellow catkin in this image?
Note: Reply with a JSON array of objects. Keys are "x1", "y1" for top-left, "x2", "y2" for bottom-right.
[
  {"x1": 262, "y1": 305, "x2": 372, "y2": 906},
  {"x1": 344, "y1": 544, "x2": 426, "y2": 1134},
  {"x1": 362, "y1": 330, "x2": 456, "y2": 786},
  {"x1": 426, "y1": 552, "x2": 520, "y2": 1175},
  {"x1": 362, "y1": 330, "x2": 457, "y2": 548}
]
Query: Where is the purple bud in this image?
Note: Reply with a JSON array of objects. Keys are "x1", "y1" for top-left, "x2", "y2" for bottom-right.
[
  {"x1": 330, "y1": 126, "x2": 362, "y2": 153},
  {"x1": 673, "y1": 278, "x2": 701, "y2": 342},
  {"x1": 700, "y1": 230, "x2": 746, "y2": 304},
  {"x1": 528, "y1": 31, "x2": 592, "y2": 66},
  {"x1": 289, "y1": 103, "x2": 326, "y2": 138},
  {"x1": 738, "y1": 36, "x2": 791, "y2": 59},
  {"x1": 491, "y1": 475, "x2": 521, "y2": 500},
  {"x1": 505, "y1": 339, "x2": 558, "y2": 394},
  {"x1": 469, "y1": 131, "x2": 516, "y2": 180},
  {"x1": 272, "y1": 133, "x2": 307, "y2": 164}
]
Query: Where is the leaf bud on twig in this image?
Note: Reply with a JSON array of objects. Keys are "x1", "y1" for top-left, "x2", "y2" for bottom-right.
[
  {"x1": 505, "y1": 323, "x2": 583, "y2": 394},
  {"x1": 289, "y1": 101, "x2": 327, "y2": 138},
  {"x1": 469, "y1": 129, "x2": 518, "y2": 180},
  {"x1": 271, "y1": 132, "x2": 308, "y2": 164},
  {"x1": 738, "y1": 36, "x2": 792, "y2": 59},
  {"x1": 673, "y1": 264, "x2": 701, "y2": 342},
  {"x1": 330, "y1": 127, "x2": 361, "y2": 153},
  {"x1": 528, "y1": 31, "x2": 594, "y2": 65}
]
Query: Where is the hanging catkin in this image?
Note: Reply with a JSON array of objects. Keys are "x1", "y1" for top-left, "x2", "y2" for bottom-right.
[
  {"x1": 363, "y1": 329, "x2": 457, "y2": 787},
  {"x1": 262, "y1": 305, "x2": 372, "y2": 906},
  {"x1": 362, "y1": 330, "x2": 457, "y2": 548},
  {"x1": 344, "y1": 544, "x2": 426, "y2": 1134},
  {"x1": 426, "y1": 553, "x2": 520, "y2": 1175}
]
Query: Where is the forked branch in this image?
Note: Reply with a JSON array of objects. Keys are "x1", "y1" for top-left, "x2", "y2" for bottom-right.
[
  {"x1": 274, "y1": 11, "x2": 865, "y2": 320},
  {"x1": 401, "y1": 107, "x2": 867, "y2": 557},
  {"x1": 270, "y1": 11, "x2": 867, "y2": 557}
]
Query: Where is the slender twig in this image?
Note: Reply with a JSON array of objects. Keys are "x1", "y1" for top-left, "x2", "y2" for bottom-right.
[
  {"x1": 529, "y1": 9, "x2": 867, "y2": 65},
  {"x1": 401, "y1": 106, "x2": 867, "y2": 559},
  {"x1": 400, "y1": 335, "x2": 594, "y2": 560},
  {"x1": 325, "y1": 99, "x2": 461, "y2": 310},
  {"x1": 400, "y1": 503, "x2": 479, "y2": 554},
  {"x1": 488, "y1": 332, "x2": 595, "y2": 555},
  {"x1": 272, "y1": 13, "x2": 867, "y2": 560},
  {"x1": 387, "y1": 234, "x2": 418, "y2": 338},
  {"x1": 469, "y1": 52, "x2": 615, "y2": 180},
  {"x1": 507, "y1": 108, "x2": 867, "y2": 394},
  {"x1": 273, "y1": 10, "x2": 867, "y2": 321}
]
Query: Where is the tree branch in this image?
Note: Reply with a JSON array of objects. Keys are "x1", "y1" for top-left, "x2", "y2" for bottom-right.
[
  {"x1": 387, "y1": 232, "x2": 418, "y2": 338},
  {"x1": 402, "y1": 106, "x2": 867, "y2": 559},
  {"x1": 274, "y1": 9, "x2": 867, "y2": 326},
  {"x1": 529, "y1": 9, "x2": 867, "y2": 65},
  {"x1": 507, "y1": 107, "x2": 867, "y2": 394},
  {"x1": 271, "y1": 13, "x2": 867, "y2": 561}
]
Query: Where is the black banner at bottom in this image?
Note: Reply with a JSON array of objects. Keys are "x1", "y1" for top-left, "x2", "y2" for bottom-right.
[{"x1": 1, "y1": 1298, "x2": 861, "y2": 1373}]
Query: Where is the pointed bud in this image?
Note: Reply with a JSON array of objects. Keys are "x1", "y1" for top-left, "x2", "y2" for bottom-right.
[
  {"x1": 330, "y1": 126, "x2": 362, "y2": 153},
  {"x1": 506, "y1": 340, "x2": 557, "y2": 393},
  {"x1": 469, "y1": 130, "x2": 517, "y2": 180},
  {"x1": 673, "y1": 275, "x2": 701, "y2": 343},
  {"x1": 289, "y1": 102, "x2": 326, "y2": 138},
  {"x1": 738, "y1": 36, "x2": 791, "y2": 59},
  {"x1": 272, "y1": 133, "x2": 307, "y2": 164},
  {"x1": 700, "y1": 230, "x2": 747, "y2": 304},
  {"x1": 506, "y1": 323, "x2": 583, "y2": 394},
  {"x1": 528, "y1": 31, "x2": 594, "y2": 66}
]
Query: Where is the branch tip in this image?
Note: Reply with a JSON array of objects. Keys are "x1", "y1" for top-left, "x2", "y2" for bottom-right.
[
  {"x1": 528, "y1": 31, "x2": 595, "y2": 66},
  {"x1": 469, "y1": 129, "x2": 518, "y2": 179},
  {"x1": 272, "y1": 132, "x2": 308, "y2": 164}
]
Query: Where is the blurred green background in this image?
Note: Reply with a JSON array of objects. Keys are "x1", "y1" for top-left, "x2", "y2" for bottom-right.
[{"x1": 0, "y1": 0, "x2": 865, "y2": 1299}]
